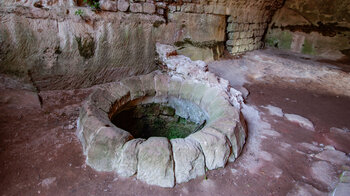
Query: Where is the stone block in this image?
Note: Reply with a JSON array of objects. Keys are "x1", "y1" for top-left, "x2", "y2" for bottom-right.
[
  {"x1": 87, "y1": 127, "x2": 132, "y2": 171},
  {"x1": 130, "y1": 3, "x2": 142, "y2": 13},
  {"x1": 190, "y1": 83, "x2": 211, "y2": 106},
  {"x1": 157, "y1": 8, "x2": 164, "y2": 15},
  {"x1": 171, "y1": 138, "x2": 205, "y2": 183},
  {"x1": 182, "y1": 4, "x2": 196, "y2": 13},
  {"x1": 116, "y1": 139, "x2": 145, "y2": 177},
  {"x1": 206, "y1": 97, "x2": 232, "y2": 118},
  {"x1": 155, "y1": 2, "x2": 166, "y2": 8},
  {"x1": 246, "y1": 31, "x2": 252, "y2": 38},
  {"x1": 100, "y1": 0, "x2": 117, "y2": 11},
  {"x1": 154, "y1": 74, "x2": 170, "y2": 97},
  {"x1": 102, "y1": 82, "x2": 130, "y2": 101},
  {"x1": 137, "y1": 137, "x2": 175, "y2": 187},
  {"x1": 179, "y1": 80, "x2": 197, "y2": 100},
  {"x1": 235, "y1": 113, "x2": 247, "y2": 153},
  {"x1": 227, "y1": 16, "x2": 234, "y2": 22},
  {"x1": 209, "y1": 118, "x2": 240, "y2": 161},
  {"x1": 168, "y1": 5, "x2": 176, "y2": 12},
  {"x1": 188, "y1": 127, "x2": 231, "y2": 170},
  {"x1": 139, "y1": 73, "x2": 156, "y2": 96},
  {"x1": 239, "y1": 32, "x2": 245, "y2": 39},
  {"x1": 204, "y1": 4, "x2": 214, "y2": 13},
  {"x1": 226, "y1": 40, "x2": 234, "y2": 46},
  {"x1": 238, "y1": 23, "x2": 244, "y2": 31},
  {"x1": 213, "y1": 5, "x2": 225, "y2": 15},
  {"x1": 243, "y1": 38, "x2": 249, "y2": 45},
  {"x1": 228, "y1": 32, "x2": 234, "y2": 39},
  {"x1": 120, "y1": 76, "x2": 145, "y2": 100},
  {"x1": 199, "y1": 87, "x2": 222, "y2": 112},
  {"x1": 232, "y1": 46, "x2": 239, "y2": 53},
  {"x1": 143, "y1": 3, "x2": 156, "y2": 14},
  {"x1": 243, "y1": 24, "x2": 249, "y2": 31},
  {"x1": 118, "y1": 0, "x2": 129, "y2": 12},
  {"x1": 168, "y1": 78, "x2": 183, "y2": 97},
  {"x1": 227, "y1": 23, "x2": 235, "y2": 32},
  {"x1": 79, "y1": 106, "x2": 112, "y2": 151},
  {"x1": 88, "y1": 89, "x2": 115, "y2": 112},
  {"x1": 195, "y1": 4, "x2": 204, "y2": 13}
]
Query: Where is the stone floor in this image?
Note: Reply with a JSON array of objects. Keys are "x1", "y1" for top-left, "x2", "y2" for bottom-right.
[{"x1": 0, "y1": 48, "x2": 349, "y2": 195}]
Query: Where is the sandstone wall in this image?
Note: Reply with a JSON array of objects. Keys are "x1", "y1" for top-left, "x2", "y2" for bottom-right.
[
  {"x1": 265, "y1": 0, "x2": 350, "y2": 60},
  {"x1": 0, "y1": 0, "x2": 283, "y2": 90}
]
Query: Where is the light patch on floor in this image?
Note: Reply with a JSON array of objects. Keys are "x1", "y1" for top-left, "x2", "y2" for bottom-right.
[
  {"x1": 315, "y1": 149, "x2": 350, "y2": 166},
  {"x1": 330, "y1": 127, "x2": 350, "y2": 133},
  {"x1": 260, "y1": 103, "x2": 315, "y2": 131},
  {"x1": 230, "y1": 168, "x2": 238, "y2": 174},
  {"x1": 181, "y1": 186, "x2": 189, "y2": 195},
  {"x1": 284, "y1": 113, "x2": 315, "y2": 131},
  {"x1": 298, "y1": 142, "x2": 322, "y2": 152},
  {"x1": 271, "y1": 166, "x2": 283, "y2": 179},
  {"x1": 261, "y1": 129, "x2": 281, "y2": 137},
  {"x1": 39, "y1": 177, "x2": 56, "y2": 188},
  {"x1": 261, "y1": 105, "x2": 284, "y2": 117},
  {"x1": 259, "y1": 151, "x2": 273, "y2": 162},
  {"x1": 287, "y1": 182, "x2": 327, "y2": 196},
  {"x1": 279, "y1": 142, "x2": 292, "y2": 150},
  {"x1": 239, "y1": 104, "x2": 279, "y2": 174},
  {"x1": 200, "y1": 178, "x2": 216, "y2": 191}
]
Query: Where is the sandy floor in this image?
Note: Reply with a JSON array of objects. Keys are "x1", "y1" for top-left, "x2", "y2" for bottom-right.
[{"x1": 1, "y1": 48, "x2": 349, "y2": 195}]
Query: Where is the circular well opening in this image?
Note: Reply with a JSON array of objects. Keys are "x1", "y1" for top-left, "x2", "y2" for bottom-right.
[{"x1": 111, "y1": 97, "x2": 207, "y2": 140}]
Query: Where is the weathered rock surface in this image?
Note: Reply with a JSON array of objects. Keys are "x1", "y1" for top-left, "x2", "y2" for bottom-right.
[
  {"x1": 86, "y1": 126, "x2": 132, "y2": 171},
  {"x1": 137, "y1": 137, "x2": 175, "y2": 188},
  {"x1": 78, "y1": 105, "x2": 112, "y2": 152},
  {"x1": 310, "y1": 161, "x2": 338, "y2": 191},
  {"x1": 176, "y1": 44, "x2": 221, "y2": 63},
  {"x1": 0, "y1": 5, "x2": 231, "y2": 89},
  {"x1": 188, "y1": 127, "x2": 231, "y2": 170},
  {"x1": 117, "y1": 0, "x2": 129, "y2": 11},
  {"x1": 115, "y1": 138, "x2": 145, "y2": 177},
  {"x1": 0, "y1": 8, "x2": 159, "y2": 90},
  {"x1": 209, "y1": 118, "x2": 240, "y2": 161},
  {"x1": 171, "y1": 138, "x2": 205, "y2": 183},
  {"x1": 100, "y1": 0, "x2": 117, "y2": 11},
  {"x1": 265, "y1": 0, "x2": 350, "y2": 60}
]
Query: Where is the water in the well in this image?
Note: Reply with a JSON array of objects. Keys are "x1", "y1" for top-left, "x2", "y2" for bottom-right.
[{"x1": 111, "y1": 103, "x2": 205, "y2": 140}]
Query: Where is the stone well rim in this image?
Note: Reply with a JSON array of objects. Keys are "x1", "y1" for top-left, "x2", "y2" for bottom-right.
[{"x1": 77, "y1": 72, "x2": 247, "y2": 187}]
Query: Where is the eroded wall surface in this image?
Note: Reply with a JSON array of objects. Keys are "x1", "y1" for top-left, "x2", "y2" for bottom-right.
[
  {"x1": 0, "y1": 0, "x2": 283, "y2": 90},
  {"x1": 265, "y1": 0, "x2": 350, "y2": 60}
]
